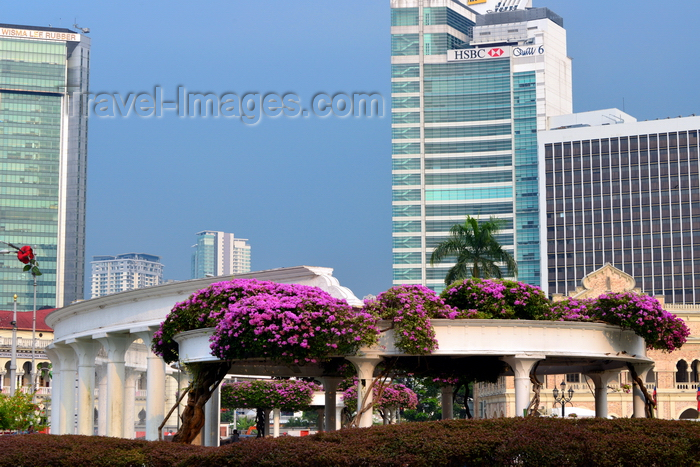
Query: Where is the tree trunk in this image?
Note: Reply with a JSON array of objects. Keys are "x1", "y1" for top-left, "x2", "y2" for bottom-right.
[
  {"x1": 527, "y1": 362, "x2": 542, "y2": 417},
  {"x1": 172, "y1": 362, "x2": 230, "y2": 444},
  {"x1": 255, "y1": 408, "x2": 266, "y2": 438}
]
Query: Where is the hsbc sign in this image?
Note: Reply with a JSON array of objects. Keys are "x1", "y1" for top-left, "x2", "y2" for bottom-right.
[{"x1": 447, "y1": 46, "x2": 544, "y2": 62}]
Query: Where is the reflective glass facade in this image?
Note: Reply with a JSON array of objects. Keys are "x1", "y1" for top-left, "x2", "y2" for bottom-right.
[
  {"x1": 391, "y1": 3, "x2": 571, "y2": 291},
  {"x1": 0, "y1": 26, "x2": 90, "y2": 311},
  {"x1": 545, "y1": 128, "x2": 700, "y2": 304}
]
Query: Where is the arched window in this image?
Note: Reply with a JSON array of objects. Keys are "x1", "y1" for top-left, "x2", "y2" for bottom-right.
[
  {"x1": 691, "y1": 360, "x2": 700, "y2": 383},
  {"x1": 676, "y1": 360, "x2": 689, "y2": 383},
  {"x1": 646, "y1": 371, "x2": 656, "y2": 384}
]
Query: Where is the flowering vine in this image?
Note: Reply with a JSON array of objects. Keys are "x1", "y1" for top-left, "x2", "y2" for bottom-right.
[
  {"x1": 363, "y1": 285, "x2": 459, "y2": 355},
  {"x1": 152, "y1": 279, "x2": 379, "y2": 365},
  {"x1": 546, "y1": 293, "x2": 689, "y2": 352},
  {"x1": 342, "y1": 381, "x2": 418, "y2": 414},
  {"x1": 441, "y1": 278, "x2": 550, "y2": 320},
  {"x1": 221, "y1": 380, "x2": 321, "y2": 411}
]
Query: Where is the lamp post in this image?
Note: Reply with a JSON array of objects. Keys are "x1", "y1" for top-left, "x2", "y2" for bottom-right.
[
  {"x1": 552, "y1": 380, "x2": 574, "y2": 417},
  {"x1": 10, "y1": 294, "x2": 17, "y2": 396},
  {"x1": 30, "y1": 271, "x2": 37, "y2": 399}
]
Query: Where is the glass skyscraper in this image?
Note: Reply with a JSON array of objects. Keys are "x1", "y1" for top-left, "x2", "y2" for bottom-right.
[
  {"x1": 191, "y1": 230, "x2": 251, "y2": 279},
  {"x1": 0, "y1": 24, "x2": 90, "y2": 311},
  {"x1": 391, "y1": 1, "x2": 572, "y2": 291}
]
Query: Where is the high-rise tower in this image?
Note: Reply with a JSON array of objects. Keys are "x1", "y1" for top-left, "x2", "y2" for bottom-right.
[
  {"x1": 191, "y1": 231, "x2": 251, "y2": 278},
  {"x1": 0, "y1": 24, "x2": 90, "y2": 310},
  {"x1": 91, "y1": 253, "x2": 164, "y2": 298},
  {"x1": 391, "y1": 0, "x2": 571, "y2": 291}
]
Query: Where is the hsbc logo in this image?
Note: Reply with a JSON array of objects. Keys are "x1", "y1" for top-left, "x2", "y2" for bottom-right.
[{"x1": 448, "y1": 47, "x2": 512, "y2": 62}]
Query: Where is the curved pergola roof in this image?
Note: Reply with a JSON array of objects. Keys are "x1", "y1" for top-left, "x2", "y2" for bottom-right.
[{"x1": 46, "y1": 266, "x2": 362, "y2": 345}]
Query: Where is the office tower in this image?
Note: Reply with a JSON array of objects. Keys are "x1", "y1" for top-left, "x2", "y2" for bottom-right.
[
  {"x1": 90, "y1": 253, "x2": 164, "y2": 298},
  {"x1": 191, "y1": 231, "x2": 251, "y2": 278},
  {"x1": 541, "y1": 110, "x2": 700, "y2": 304},
  {"x1": 391, "y1": 0, "x2": 572, "y2": 292},
  {"x1": 0, "y1": 24, "x2": 90, "y2": 310}
]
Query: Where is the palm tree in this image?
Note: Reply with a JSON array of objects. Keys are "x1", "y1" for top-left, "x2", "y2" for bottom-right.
[{"x1": 429, "y1": 216, "x2": 517, "y2": 285}]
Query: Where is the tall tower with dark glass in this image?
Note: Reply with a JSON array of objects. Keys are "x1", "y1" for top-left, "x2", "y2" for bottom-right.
[
  {"x1": 0, "y1": 24, "x2": 90, "y2": 311},
  {"x1": 391, "y1": 0, "x2": 572, "y2": 291}
]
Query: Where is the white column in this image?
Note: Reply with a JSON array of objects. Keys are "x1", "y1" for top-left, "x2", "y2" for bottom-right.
[
  {"x1": 203, "y1": 384, "x2": 221, "y2": 447},
  {"x1": 630, "y1": 363, "x2": 654, "y2": 418},
  {"x1": 272, "y1": 408, "x2": 280, "y2": 438},
  {"x1": 44, "y1": 347, "x2": 62, "y2": 434},
  {"x1": 54, "y1": 345, "x2": 78, "y2": 434},
  {"x1": 97, "y1": 365, "x2": 108, "y2": 436},
  {"x1": 123, "y1": 369, "x2": 139, "y2": 439},
  {"x1": 135, "y1": 330, "x2": 166, "y2": 441},
  {"x1": 441, "y1": 385, "x2": 454, "y2": 420},
  {"x1": 67, "y1": 339, "x2": 100, "y2": 436},
  {"x1": 346, "y1": 356, "x2": 383, "y2": 428},
  {"x1": 96, "y1": 334, "x2": 135, "y2": 437},
  {"x1": 321, "y1": 377, "x2": 343, "y2": 432},
  {"x1": 501, "y1": 355, "x2": 544, "y2": 417},
  {"x1": 587, "y1": 370, "x2": 619, "y2": 418}
]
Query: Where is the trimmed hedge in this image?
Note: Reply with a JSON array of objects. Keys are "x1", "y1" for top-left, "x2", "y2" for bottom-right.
[{"x1": 1, "y1": 418, "x2": 699, "y2": 466}]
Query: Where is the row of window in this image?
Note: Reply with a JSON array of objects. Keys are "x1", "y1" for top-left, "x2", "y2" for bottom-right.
[
  {"x1": 392, "y1": 170, "x2": 512, "y2": 186},
  {"x1": 392, "y1": 202, "x2": 513, "y2": 218}
]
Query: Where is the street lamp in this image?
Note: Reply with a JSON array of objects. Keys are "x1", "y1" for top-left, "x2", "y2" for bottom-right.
[
  {"x1": 552, "y1": 380, "x2": 574, "y2": 417},
  {"x1": 10, "y1": 295, "x2": 17, "y2": 396}
]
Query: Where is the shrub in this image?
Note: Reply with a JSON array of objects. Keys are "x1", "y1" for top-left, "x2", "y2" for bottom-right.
[{"x1": 1, "y1": 419, "x2": 699, "y2": 466}]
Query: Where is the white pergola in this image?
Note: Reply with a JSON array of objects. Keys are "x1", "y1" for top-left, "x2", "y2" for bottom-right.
[
  {"x1": 45, "y1": 266, "x2": 361, "y2": 443},
  {"x1": 176, "y1": 319, "x2": 654, "y2": 435},
  {"x1": 46, "y1": 266, "x2": 654, "y2": 446}
]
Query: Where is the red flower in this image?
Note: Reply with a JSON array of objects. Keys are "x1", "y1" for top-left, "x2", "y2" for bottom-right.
[{"x1": 17, "y1": 246, "x2": 34, "y2": 264}]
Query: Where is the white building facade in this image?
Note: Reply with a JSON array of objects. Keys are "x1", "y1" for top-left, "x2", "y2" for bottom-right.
[{"x1": 91, "y1": 253, "x2": 164, "y2": 298}]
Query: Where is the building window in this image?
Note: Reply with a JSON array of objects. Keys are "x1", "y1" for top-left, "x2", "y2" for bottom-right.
[{"x1": 676, "y1": 360, "x2": 689, "y2": 383}]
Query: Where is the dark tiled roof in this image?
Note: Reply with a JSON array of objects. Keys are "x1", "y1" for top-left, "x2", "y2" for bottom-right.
[
  {"x1": 0, "y1": 23, "x2": 77, "y2": 34},
  {"x1": 0, "y1": 308, "x2": 55, "y2": 332}
]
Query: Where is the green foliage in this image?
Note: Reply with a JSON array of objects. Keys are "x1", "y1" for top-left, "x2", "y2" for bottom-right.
[
  {"x1": 429, "y1": 216, "x2": 517, "y2": 285},
  {"x1": 0, "y1": 391, "x2": 44, "y2": 431}
]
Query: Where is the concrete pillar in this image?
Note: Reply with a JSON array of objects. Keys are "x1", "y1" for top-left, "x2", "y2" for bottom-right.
[
  {"x1": 316, "y1": 408, "x2": 325, "y2": 432},
  {"x1": 67, "y1": 339, "x2": 100, "y2": 436},
  {"x1": 587, "y1": 370, "x2": 619, "y2": 418},
  {"x1": 272, "y1": 408, "x2": 280, "y2": 438},
  {"x1": 135, "y1": 331, "x2": 166, "y2": 441},
  {"x1": 53, "y1": 345, "x2": 78, "y2": 434},
  {"x1": 321, "y1": 377, "x2": 343, "y2": 432},
  {"x1": 97, "y1": 365, "x2": 108, "y2": 436},
  {"x1": 346, "y1": 356, "x2": 383, "y2": 428},
  {"x1": 203, "y1": 384, "x2": 221, "y2": 447},
  {"x1": 96, "y1": 334, "x2": 135, "y2": 437},
  {"x1": 501, "y1": 355, "x2": 544, "y2": 417},
  {"x1": 123, "y1": 369, "x2": 139, "y2": 439},
  {"x1": 441, "y1": 385, "x2": 454, "y2": 420},
  {"x1": 44, "y1": 347, "x2": 62, "y2": 434},
  {"x1": 630, "y1": 363, "x2": 654, "y2": 418}
]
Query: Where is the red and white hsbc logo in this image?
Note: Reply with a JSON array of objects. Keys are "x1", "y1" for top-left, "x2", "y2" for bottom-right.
[{"x1": 447, "y1": 47, "x2": 511, "y2": 62}]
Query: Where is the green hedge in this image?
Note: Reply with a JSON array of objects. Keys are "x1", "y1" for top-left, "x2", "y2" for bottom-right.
[{"x1": 1, "y1": 418, "x2": 699, "y2": 466}]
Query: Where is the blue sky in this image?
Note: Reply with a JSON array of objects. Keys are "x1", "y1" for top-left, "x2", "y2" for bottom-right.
[{"x1": 2, "y1": 1, "x2": 700, "y2": 299}]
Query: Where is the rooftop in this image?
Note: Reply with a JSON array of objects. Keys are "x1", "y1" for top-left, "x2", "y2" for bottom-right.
[{"x1": 0, "y1": 23, "x2": 77, "y2": 34}]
